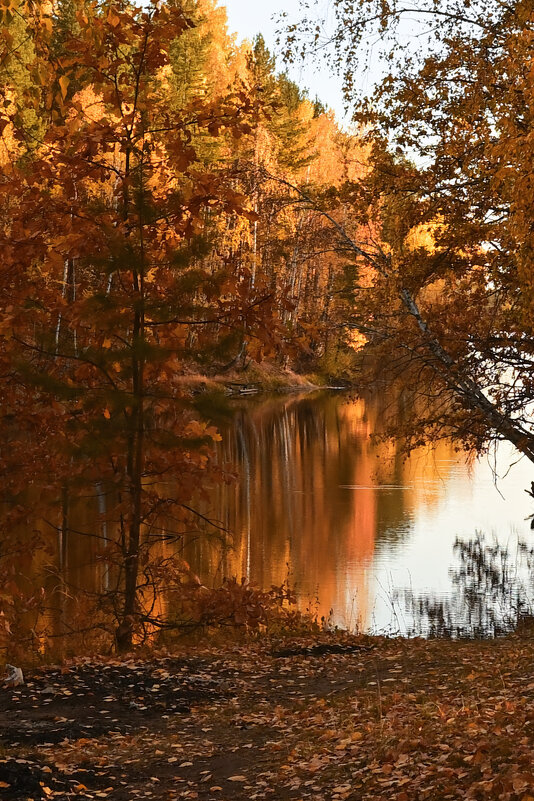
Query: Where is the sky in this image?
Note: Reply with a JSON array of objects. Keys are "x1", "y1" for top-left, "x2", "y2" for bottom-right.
[{"x1": 221, "y1": 0, "x2": 350, "y2": 124}]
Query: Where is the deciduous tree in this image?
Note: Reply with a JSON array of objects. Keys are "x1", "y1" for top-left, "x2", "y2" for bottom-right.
[{"x1": 288, "y1": 0, "x2": 534, "y2": 463}]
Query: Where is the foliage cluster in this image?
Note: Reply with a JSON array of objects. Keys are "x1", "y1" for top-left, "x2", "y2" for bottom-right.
[{"x1": 287, "y1": 0, "x2": 534, "y2": 463}]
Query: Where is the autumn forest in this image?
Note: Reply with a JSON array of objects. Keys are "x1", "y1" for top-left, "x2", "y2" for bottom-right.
[
  {"x1": 0, "y1": 0, "x2": 371, "y2": 656},
  {"x1": 0, "y1": 0, "x2": 534, "y2": 654},
  {"x1": 4, "y1": 0, "x2": 534, "y2": 798},
  {"x1": 3, "y1": 0, "x2": 534, "y2": 656}
]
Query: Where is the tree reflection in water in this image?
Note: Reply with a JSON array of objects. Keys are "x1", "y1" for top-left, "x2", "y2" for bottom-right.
[{"x1": 400, "y1": 534, "x2": 534, "y2": 638}]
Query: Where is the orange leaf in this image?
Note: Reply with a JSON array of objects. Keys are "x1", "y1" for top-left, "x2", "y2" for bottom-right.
[
  {"x1": 107, "y1": 9, "x2": 120, "y2": 26},
  {"x1": 59, "y1": 75, "x2": 70, "y2": 99}
]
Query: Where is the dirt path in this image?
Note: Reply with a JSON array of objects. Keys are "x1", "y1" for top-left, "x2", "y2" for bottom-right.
[{"x1": 2, "y1": 632, "x2": 534, "y2": 800}]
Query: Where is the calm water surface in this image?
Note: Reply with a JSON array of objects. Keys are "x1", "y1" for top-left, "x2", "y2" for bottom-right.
[{"x1": 194, "y1": 391, "x2": 534, "y2": 636}]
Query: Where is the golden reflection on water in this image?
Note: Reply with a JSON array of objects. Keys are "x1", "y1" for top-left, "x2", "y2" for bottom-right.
[
  {"x1": 190, "y1": 391, "x2": 459, "y2": 631},
  {"x1": 13, "y1": 389, "x2": 532, "y2": 656}
]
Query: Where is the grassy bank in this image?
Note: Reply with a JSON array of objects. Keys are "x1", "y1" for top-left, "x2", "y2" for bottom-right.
[
  {"x1": 175, "y1": 352, "x2": 359, "y2": 397},
  {"x1": 175, "y1": 363, "x2": 328, "y2": 397},
  {"x1": 3, "y1": 628, "x2": 534, "y2": 800}
]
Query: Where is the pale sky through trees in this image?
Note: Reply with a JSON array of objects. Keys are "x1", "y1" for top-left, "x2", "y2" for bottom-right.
[{"x1": 222, "y1": 0, "x2": 350, "y2": 123}]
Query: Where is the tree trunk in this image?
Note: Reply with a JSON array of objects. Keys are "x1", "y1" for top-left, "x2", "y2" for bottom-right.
[
  {"x1": 116, "y1": 140, "x2": 146, "y2": 652},
  {"x1": 116, "y1": 307, "x2": 144, "y2": 652}
]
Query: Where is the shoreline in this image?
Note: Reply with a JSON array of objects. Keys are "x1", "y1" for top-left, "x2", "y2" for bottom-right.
[{"x1": 175, "y1": 363, "x2": 357, "y2": 398}]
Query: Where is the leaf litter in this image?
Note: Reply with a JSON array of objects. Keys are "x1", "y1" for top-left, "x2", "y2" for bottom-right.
[{"x1": 2, "y1": 630, "x2": 534, "y2": 799}]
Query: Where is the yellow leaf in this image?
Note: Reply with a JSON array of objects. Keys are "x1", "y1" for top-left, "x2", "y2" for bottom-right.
[{"x1": 103, "y1": 408, "x2": 111, "y2": 419}]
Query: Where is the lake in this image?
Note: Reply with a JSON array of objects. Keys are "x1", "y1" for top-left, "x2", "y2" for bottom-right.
[
  {"x1": 18, "y1": 389, "x2": 534, "y2": 651},
  {"x1": 190, "y1": 390, "x2": 534, "y2": 637}
]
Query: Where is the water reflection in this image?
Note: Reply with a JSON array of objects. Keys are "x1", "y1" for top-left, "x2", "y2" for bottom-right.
[
  {"x1": 191, "y1": 390, "x2": 534, "y2": 635},
  {"x1": 7, "y1": 390, "x2": 534, "y2": 649},
  {"x1": 400, "y1": 535, "x2": 534, "y2": 638},
  {"x1": 198, "y1": 393, "x2": 407, "y2": 628}
]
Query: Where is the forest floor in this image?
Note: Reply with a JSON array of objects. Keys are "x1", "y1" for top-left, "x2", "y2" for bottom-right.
[{"x1": 2, "y1": 629, "x2": 534, "y2": 801}]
